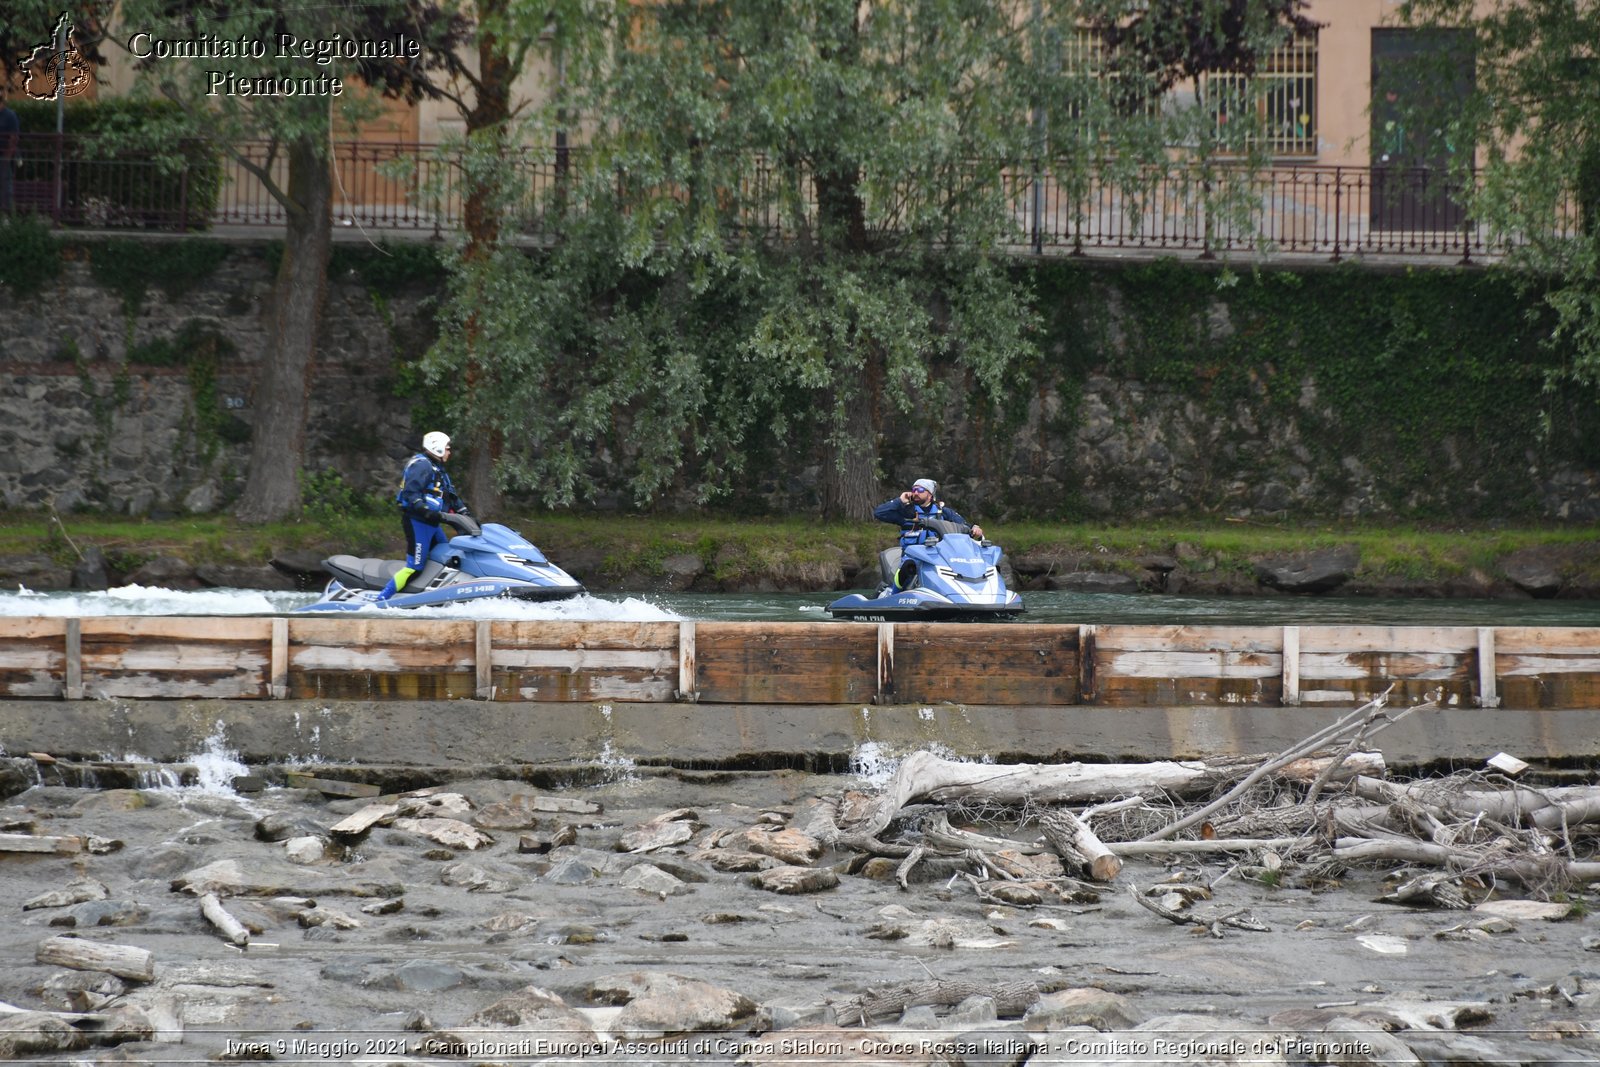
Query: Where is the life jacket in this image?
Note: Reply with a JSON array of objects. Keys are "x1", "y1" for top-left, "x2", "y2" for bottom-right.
[
  {"x1": 395, "y1": 453, "x2": 448, "y2": 513},
  {"x1": 899, "y1": 502, "x2": 947, "y2": 548}
]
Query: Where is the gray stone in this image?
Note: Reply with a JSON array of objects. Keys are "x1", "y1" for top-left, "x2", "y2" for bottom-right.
[
  {"x1": 1043, "y1": 571, "x2": 1140, "y2": 594},
  {"x1": 122, "y1": 555, "x2": 203, "y2": 589},
  {"x1": 601, "y1": 972, "x2": 759, "y2": 1039},
  {"x1": 59, "y1": 898, "x2": 148, "y2": 928},
  {"x1": 0, "y1": 554, "x2": 72, "y2": 591},
  {"x1": 946, "y1": 995, "x2": 999, "y2": 1029},
  {"x1": 0, "y1": 1012, "x2": 89, "y2": 1057},
  {"x1": 1289, "y1": 1015, "x2": 1421, "y2": 1066},
  {"x1": 71, "y1": 546, "x2": 109, "y2": 590},
  {"x1": 1255, "y1": 545, "x2": 1361, "y2": 593},
  {"x1": 543, "y1": 858, "x2": 597, "y2": 884},
  {"x1": 1024, "y1": 988, "x2": 1146, "y2": 1032},
  {"x1": 194, "y1": 562, "x2": 299, "y2": 590},
  {"x1": 365, "y1": 960, "x2": 472, "y2": 993},
  {"x1": 751, "y1": 866, "x2": 840, "y2": 894},
  {"x1": 620, "y1": 863, "x2": 692, "y2": 896},
  {"x1": 1501, "y1": 550, "x2": 1564, "y2": 597},
  {"x1": 946, "y1": 1029, "x2": 1038, "y2": 1067}
]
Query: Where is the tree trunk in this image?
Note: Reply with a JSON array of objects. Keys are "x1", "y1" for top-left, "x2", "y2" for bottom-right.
[
  {"x1": 819, "y1": 392, "x2": 879, "y2": 520},
  {"x1": 457, "y1": 11, "x2": 513, "y2": 517},
  {"x1": 235, "y1": 135, "x2": 332, "y2": 523}
]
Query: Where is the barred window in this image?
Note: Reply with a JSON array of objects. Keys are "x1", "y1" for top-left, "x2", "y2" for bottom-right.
[{"x1": 1204, "y1": 33, "x2": 1319, "y2": 156}]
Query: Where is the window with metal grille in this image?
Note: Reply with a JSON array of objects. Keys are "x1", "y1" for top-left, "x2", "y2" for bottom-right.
[{"x1": 1203, "y1": 33, "x2": 1318, "y2": 156}]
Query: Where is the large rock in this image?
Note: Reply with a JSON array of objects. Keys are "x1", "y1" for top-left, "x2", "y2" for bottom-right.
[
  {"x1": 752, "y1": 866, "x2": 839, "y2": 895},
  {"x1": 195, "y1": 562, "x2": 299, "y2": 590},
  {"x1": 122, "y1": 555, "x2": 203, "y2": 589},
  {"x1": 1042, "y1": 571, "x2": 1140, "y2": 594},
  {"x1": 592, "y1": 972, "x2": 757, "y2": 1039},
  {"x1": 437, "y1": 984, "x2": 603, "y2": 1054},
  {"x1": 1499, "y1": 547, "x2": 1565, "y2": 597},
  {"x1": 1254, "y1": 545, "x2": 1360, "y2": 593},
  {"x1": 71, "y1": 546, "x2": 109, "y2": 590},
  {"x1": 0, "y1": 554, "x2": 72, "y2": 591},
  {"x1": 0, "y1": 1012, "x2": 89, "y2": 1058},
  {"x1": 720, "y1": 827, "x2": 823, "y2": 866},
  {"x1": 1023, "y1": 987, "x2": 1146, "y2": 1032}
]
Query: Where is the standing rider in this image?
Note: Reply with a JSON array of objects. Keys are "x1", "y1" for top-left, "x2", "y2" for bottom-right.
[
  {"x1": 376, "y1": 431, "x2": 471, "y2": 602},
  {"x1": 873, "y1": 478, "x2": 983, "y2": 589}
]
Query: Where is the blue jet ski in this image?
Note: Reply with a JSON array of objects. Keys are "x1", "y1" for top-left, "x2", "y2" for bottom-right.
[
  {"x1": 827, "y1": 517, "x2": 1023, "y2": 621},
  {"x1": 297, "y1": 514, "x2": 584, "y2": 612}
]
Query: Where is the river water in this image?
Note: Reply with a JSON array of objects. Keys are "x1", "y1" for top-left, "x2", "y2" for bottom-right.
[{"x1": 2, "y1": 585, "x2": 1599, "y2": 625}]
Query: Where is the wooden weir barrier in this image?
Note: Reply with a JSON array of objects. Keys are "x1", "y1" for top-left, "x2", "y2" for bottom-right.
[{"x1": 1, "y1": 618, "x2": 1598, "y2": 709}]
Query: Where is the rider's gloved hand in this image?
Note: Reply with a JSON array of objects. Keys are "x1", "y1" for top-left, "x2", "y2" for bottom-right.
[{"x1": 972, "y1": 525, "x2": 984, "y2": 540}]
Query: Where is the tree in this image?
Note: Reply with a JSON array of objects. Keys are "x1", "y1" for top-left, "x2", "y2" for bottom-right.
[
  {"x1": 110, "y1": 0, "x2": 469, "y2": 522},
  {"x1": 1395, "y1": 0, "x2": 1600, "y2": 400},
  {"x1": 433, "y1": 0, "x2": 1048, "y2": 518},
  {"x1": 416, "y1": 0, "x2": 610, "y2": 516}
]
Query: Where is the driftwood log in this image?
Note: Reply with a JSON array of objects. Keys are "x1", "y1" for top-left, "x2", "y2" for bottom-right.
[
  {"x1": 844, "y1": 750, "x2": 1379, "y2": 841},
  {"x1": 1040, "y1": 809, "x2": 1121, "y2": 881},
  {"x1": 200, "y1": 893, "x2": 250, "y2": 948},
  {"x1": 35, "y1": 936, "x2": 154, "y2": 982}
]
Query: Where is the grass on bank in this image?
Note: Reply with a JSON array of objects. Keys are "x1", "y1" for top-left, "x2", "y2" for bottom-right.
[{"x1": 5, "y1": 508, "x2": 1599, "y2": 586}]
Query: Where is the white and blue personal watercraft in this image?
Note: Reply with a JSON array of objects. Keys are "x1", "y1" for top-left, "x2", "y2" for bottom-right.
[
  {"x1": 297, "y1": 514, "x2": 584, "y2": 612},
  {"x1": 827, "y1": 517, "x2": 1023, "y2": 621}
]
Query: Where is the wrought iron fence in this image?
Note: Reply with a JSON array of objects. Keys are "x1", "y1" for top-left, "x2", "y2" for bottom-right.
[{"x1": 7, "y1": 133, "x2": 1578, "y2": 262}]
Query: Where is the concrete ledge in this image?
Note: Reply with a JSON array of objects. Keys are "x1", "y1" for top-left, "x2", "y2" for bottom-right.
[{"x1": 0, "y1": 700, "x2": 1595, "y2": 772}]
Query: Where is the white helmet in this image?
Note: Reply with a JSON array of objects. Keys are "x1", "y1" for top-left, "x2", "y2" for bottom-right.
[{"x1": 422, "y1": 431, "x2": 451, "y2": 460}]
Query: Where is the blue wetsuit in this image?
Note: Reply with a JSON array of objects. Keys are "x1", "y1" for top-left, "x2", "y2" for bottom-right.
[
  {"x1": 378, "y1": 452, "x2": 469, "y2": 599},
  {"x1": 873, "y1": 497, "x2": 971, "y2": 548}
]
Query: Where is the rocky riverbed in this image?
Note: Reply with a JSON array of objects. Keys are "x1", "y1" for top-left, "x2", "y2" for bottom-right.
[{"x1": 2, "y1": 765, "x2": 1598, "y2": 1066}]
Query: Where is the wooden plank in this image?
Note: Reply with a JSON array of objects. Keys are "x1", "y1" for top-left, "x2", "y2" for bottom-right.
[
  {"x1": 502, "y1": 674, "x2": 673, "y2": 702},
  {"x1": 1096, "y1": 674, "x2": 1282, "y2": 706},
  {"x1": 877, "y1": 622, "x2": 895, "y2": 704},
  {"x1": 0, "y1": 618, "x2": 67, "y2": 639},
  {"x1": 1092, "y1": 625, "x2": 1283, "y2": 653},
  {"x1": 695, "y1": 622, "x2": 876, "y2": 704},
  {"x1": 1283, "y1": 625, "x2": 1301, "y2": 706},
  {"x1": 0, "y1": 623, "x2": 66, "y2": 698},
  {"x1": 284, "y1": 772, "x2": 381, "y2": 798},
  {"x1": 894, "y1": 624, "x2": 1078, "y2": 706},
  {"x1": 0, "y1": 833, "x2": 83, "y2": 854},
  {"x1": 270, "y1": 617, "x2": 288, "y2": 700},
  {"x1": 493, "y1": 649, "x2": 675, "y2": 671},
  {"x1": 81, "y1": 617, "x2": 273, "y2": 641},
  {"x1": 1493, "y1": 628, "x2": 1600, "y2": 654},
  {"x1": 678, "y1": 621, "x2": 696, "y2": 701},
  {"x1": 1298, "y1": 651, "x2": 1469, "y2": 681},
  {"x1": 1079, "y1": 625, "x2": 1097, "y2": 705},
  {"x1": 1104, "y1": 650, "x2": 1282, "y2": 679},
  {"x1": 288, "y1": 671, "x2": 477, "y2": 701},
  {"x1": 491, "y1": 621, "x2": 680, "y2": 649},
  {"x1": 64, "y1": 618, "x2": 82, "y2": 701},
  {"x1": 476, "y1": 620, "x2": 494, "y2": 700},
  {"x1": 1477, "y1": 627, "x2": 1499, "y2": 709},
  {"x1": 1297, "y1": 625, "x2": 1477, "y2": 654},
  {"x1": 1499, "y1": 654, "x2": 1600, "y2": 676}
]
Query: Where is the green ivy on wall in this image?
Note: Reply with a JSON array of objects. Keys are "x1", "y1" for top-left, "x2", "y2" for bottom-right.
[{"x1": 1025, "y1": 258, "x2": 1592, "y2": 519}]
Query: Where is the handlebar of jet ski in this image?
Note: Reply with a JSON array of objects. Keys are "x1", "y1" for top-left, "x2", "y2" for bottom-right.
[{"x1": 440, "y1": 511, "x2": 482, "y2": 538}]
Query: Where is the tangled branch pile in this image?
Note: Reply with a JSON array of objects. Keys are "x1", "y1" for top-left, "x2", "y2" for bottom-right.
[{"x1": 801, "y1": 687, "x2": 1600, "y2": 917}]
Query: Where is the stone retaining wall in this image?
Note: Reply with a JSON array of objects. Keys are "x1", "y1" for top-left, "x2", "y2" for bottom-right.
[{"x1": 1, "y1": 242, "x2": 1596, "y2": 521}]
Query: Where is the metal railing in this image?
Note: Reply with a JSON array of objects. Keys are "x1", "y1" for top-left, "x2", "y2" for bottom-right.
[{"x1": 8, "y1": 133, "x2": 1578, "y2": 262}]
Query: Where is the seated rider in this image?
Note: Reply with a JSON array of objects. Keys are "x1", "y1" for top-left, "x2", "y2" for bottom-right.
[
  {"x1": 376, "y1": 431, "x2": 471, "y2": 602},
  {"x1": 872, "y1": 478, "x2": 984, "y2": 589}
]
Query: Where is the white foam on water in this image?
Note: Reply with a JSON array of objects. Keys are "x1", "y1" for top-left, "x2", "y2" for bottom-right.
[
  {"x1": 0, "y1": 585, "x2": 284, "y2": 616},
  {"x1": 849, "y1": 741, "x2": 977, "y2": 789},
  {"x1": 0, "y1": 587, "x2": 683, "y2": 621}
]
